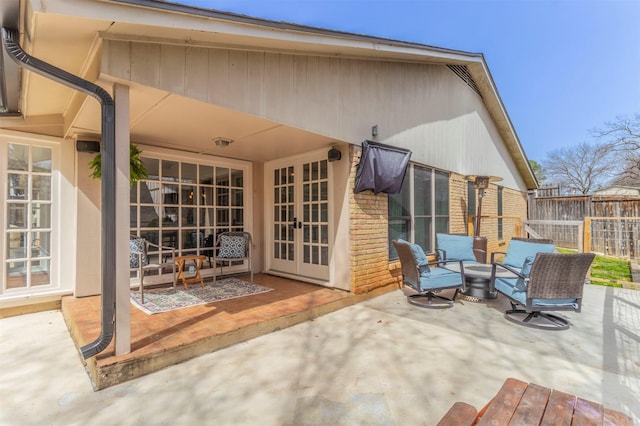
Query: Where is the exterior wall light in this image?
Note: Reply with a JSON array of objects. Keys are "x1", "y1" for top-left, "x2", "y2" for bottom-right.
[
  {"x1": 213, "y1": 137, "x2": 233, "y2": 148},
  {"x1": 328, "y1": 147, "x2": 342, "y2": 162}
]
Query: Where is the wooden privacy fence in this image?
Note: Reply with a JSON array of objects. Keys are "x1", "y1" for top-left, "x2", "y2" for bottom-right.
[
  {"x1": 525, "y1": 194, "x2": 640, "y2": 259},
  {"x1": 586, "y1": 217, "x2": 640, "y2": 259},
  {"x1": 525, "y1": 218, "x2": 640, "y2": 259},
  {"x1": 470, "y1": 216, "x2": 639, "y2": 259},
  {"x1": 528, "y1": 194, "x2": 640, "y2": 220},
  {"x1": 524, "y1": 220, "x2": 584, "y2": 251}
]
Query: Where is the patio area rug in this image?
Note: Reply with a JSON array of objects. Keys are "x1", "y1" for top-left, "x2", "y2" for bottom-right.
[{"x1": 130, "y1": 278, "x2": 273, "y2": 314}]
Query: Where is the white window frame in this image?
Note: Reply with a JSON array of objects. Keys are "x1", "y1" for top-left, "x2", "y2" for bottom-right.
[
  {"x1": 1, "y1": 133, "x2": 61, "y2": 298},
  {"x1": 128, "y1": 145, "x2": 253, "y2": 281}
]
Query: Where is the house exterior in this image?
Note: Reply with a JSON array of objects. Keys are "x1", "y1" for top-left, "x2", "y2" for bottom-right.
[
  {"x1": 594, "y1": 186, "x2": 640, "y2": 196},
  {"x1": 0, "y1": 0, "x2": 536, "y2": 331}
]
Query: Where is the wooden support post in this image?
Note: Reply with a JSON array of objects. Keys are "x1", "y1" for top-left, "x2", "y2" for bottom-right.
[
  {"x1": 583, "y1": 218, "x2": 591, "y2": 254},
  {"x1": 114, "y1": 83, "x2": 131, "y2": 356}
]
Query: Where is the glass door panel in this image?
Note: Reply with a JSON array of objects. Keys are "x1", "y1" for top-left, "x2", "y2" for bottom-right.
[
  {"x1": 268, "y1": 154, "x2": 330, "y2": 281},
  {"x1": 4, "y1": 143, "x2": 53, "y2": 289}
]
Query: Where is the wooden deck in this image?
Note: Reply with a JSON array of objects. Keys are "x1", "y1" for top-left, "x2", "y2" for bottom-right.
[{"x1": 62, "y1": 274, "x2": 391, "y2": 390}]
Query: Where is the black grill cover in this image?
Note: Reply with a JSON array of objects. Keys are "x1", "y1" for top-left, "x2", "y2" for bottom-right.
[{"x1": 354, "y1": 140, "x2": 411, "y2": 194}]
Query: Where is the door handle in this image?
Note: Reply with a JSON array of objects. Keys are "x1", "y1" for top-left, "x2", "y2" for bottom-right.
[{"x1": 289, "y1": 218, "x2": 303, "y2": 229}]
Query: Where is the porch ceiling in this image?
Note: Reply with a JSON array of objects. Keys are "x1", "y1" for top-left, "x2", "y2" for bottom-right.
[
  {"x1": 10, "y1": 6, "x2": 345, "y2": 161},
  {"x1": 72, "y1": 80, "x2": 336, "y2": 162}
]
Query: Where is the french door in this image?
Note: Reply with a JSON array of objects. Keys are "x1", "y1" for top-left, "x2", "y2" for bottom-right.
[
  {"x1": 267, "y1": 152, "x2": 331, "y2": 282},
  {"x1": 2, "y1": 141, "x2": 57, "y2": 293}
]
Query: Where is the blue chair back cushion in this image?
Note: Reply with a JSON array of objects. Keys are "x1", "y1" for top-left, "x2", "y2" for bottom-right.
[
  {"x1": 436, "y1": 234, "x2": 477, "y2": 262},
  {"x1": 397, "y1": 239, "x2": 430, "y2": 276},
  {"x1": 502, "y1": 240, "x2": 555, "y2": 268}
]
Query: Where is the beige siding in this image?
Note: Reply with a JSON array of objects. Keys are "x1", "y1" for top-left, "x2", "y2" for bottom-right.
[{"x1": 102, "y1": 40, "x2": 526, "y2": 192}]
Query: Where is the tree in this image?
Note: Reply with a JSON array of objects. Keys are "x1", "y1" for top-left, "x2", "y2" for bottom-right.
[
  {"x1": 542, "y1": 142, "x2": 617, "y2": 194},
  {"x1": 528, "y1": 159, "x2": 546, "y2": 184},
  {"x1": 591, "y1": 114, "x2": 640, "y2": 186}
]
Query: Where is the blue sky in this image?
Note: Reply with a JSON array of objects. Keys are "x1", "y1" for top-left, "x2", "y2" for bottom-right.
[{"x1": 176, "y1": 0, "x2": 640, "y2": 162}]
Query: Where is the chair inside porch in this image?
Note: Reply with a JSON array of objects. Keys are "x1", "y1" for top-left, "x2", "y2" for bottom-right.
[{"x1": 61, "y1": 274, "x2": 366, "y2": 390}]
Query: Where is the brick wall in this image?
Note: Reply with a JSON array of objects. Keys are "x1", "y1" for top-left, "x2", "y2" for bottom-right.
[
  {"x1": 451, "y1": 171, "x2": 528, "y2": 254},
  {"x1": 348, "y1": 145, "x2": 400, "y2": 294},
  {"x1": 449, "y1": 173, "x2": 470, "y2": 234}
]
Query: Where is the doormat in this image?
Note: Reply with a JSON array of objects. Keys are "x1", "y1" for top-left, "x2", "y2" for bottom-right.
[{"x1": 130, "y1": 278, "x2": 273, "y2": 314}]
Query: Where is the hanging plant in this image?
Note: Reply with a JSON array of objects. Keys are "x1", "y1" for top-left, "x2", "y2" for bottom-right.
[{"x1": 89, "y1": 144, "x2": 148, "y2": 186}]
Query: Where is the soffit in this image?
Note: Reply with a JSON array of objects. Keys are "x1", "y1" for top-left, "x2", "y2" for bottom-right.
[{"x1": 71, "y1": 79, "x2": 334, "y2": 163}]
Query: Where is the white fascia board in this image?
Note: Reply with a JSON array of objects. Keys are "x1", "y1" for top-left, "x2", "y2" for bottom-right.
[{"x1": 34, "y1": 0, "x2": 482, "y2": 64}]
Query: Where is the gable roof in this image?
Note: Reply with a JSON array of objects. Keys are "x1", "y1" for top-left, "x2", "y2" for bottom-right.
[{"x1": 0, "y1": 0, "x2": 537, "y2": 188}]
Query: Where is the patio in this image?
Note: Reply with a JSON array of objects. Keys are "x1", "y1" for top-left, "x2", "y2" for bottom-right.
[{"x1": 1, "y1": 280, "x2": 638, "y2": 424}]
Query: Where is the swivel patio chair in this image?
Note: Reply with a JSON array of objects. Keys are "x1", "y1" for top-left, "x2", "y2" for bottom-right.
[
  {"x1": 129, "y1": 236, "x2": 177, "y2": 304},
  {"x1": 393, "y1": 239, "x2": 465, "y2": 309},
  {"x1": 490, "y1": 252, "x2": 596, "y2": 330},
  {"x1": 212, "y1": 231, "x2": 253, "y2": 283}
]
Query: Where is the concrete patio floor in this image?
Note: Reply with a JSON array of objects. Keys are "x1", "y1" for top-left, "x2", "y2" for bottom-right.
[{"x1": 1, "y1": 283, "x2": 639, "y2": 425}]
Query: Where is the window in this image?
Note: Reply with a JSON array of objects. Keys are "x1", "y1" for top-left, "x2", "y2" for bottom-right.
[
  {"x1": 130, "y1": 156, "x2": 248, "y2": 265},
  {"x1": 468, "y1": 180, "x2": 476, "y2": 218},
  {"x1": 4, "y1": 143, "x2": 54, "y2": 290},
  {"x1": 388, "y1": 164, "x2": 449, "y2": 258}
]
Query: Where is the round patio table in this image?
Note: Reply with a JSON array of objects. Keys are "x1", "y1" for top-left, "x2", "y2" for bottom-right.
[{"x1": 444, "y1": 263, "x2": 516, "y2": 300}]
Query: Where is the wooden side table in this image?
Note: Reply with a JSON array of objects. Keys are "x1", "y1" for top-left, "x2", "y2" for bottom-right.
[{"x1": 176, "y1": 255, "x2": 205, "y2": 289}]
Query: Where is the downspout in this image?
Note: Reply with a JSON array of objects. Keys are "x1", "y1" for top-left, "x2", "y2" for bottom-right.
[{"x1": 2, "y1": 27, "x2": 116, "y2": 359}]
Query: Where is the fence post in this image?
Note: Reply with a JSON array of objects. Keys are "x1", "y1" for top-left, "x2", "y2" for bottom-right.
[{"x1": 583, "y1": 217, "x2": 591, "y2": 253}]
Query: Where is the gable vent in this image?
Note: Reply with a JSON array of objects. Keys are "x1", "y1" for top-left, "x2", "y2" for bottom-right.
[{"x1": 447, "y1": 65, "x2": 482, "y2": 98}]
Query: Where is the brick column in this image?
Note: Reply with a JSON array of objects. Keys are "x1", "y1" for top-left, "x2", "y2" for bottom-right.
[{"x1": 348, "y1": 145, "x2": 400, "y2": 294}]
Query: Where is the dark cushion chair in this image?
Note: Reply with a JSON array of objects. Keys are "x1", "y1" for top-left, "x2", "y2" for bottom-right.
[
  {"x1": 393, "y1": 239, "x2": 465, "y2": 309},
  {"x1": 490, "y1": 252, "x2": 596, "y2": 330}
]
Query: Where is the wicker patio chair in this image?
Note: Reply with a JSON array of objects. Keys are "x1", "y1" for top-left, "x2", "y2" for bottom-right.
[
  {"x1": 490, "y1": 252, "x2": 596, "y2": 330},
  {"x1": 393, "y1": 239, "x2": 465, "y2": 309}
]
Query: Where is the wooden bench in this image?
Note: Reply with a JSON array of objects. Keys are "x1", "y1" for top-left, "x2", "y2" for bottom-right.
[{"x1": 437, "y1": 378, "x2": 633, "y2": 425}]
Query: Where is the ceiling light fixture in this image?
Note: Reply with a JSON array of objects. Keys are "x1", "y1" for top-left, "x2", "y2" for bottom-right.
[{"x1": 213, "y1": 137, "x2": 233, "y2": 148}]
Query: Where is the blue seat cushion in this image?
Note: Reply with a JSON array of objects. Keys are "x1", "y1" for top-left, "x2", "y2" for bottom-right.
[
  {"x1": 418, "y1": 267, "x2": 461, "y2": 291},
  {"x1": 436, "y1": 234, "x2": 477, "y2": 262},
  {"x1": 502, "y1": 240, "x2": 555, "y2": 268}
]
